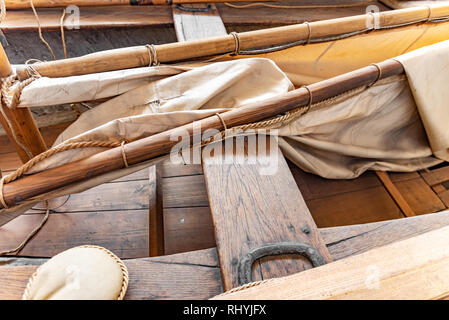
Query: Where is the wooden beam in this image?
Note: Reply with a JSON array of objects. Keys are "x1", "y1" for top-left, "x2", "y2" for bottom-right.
[
  {"x1": 0, "y1": 43, "x2": 46, "y2": 162},
  {"x1": 149, "y1": 165, "x2": 164, "y2": 257},
  {"x1": 215, "y1": 223, "x2": 449, "y2": 299},
  {"x1": 172, "y1": 3, "x2": 227, "y2": 42},
  {"x1": 376, "y1": 171, "x2": 416, "y2": 217},
  {"x1": 202, "y1": 138, "x2": 332, "y2": 290}
]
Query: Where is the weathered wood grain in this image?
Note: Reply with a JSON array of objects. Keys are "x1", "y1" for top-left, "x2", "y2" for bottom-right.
[
  {"x1": 215, "y1": 223, "x2": 449, "y2": 300},
  {"x1": 162, "y1": 175, "x2": 209, "y2": 208},
  {"x1": 203, "y1": 142, "x2": 332, "y2": 290},
  {"x1": 31, "y1": 179, "x2": 150, "y2": 212},
  {"x1": 322, "y1": 210, "x2": 449, "y2": 260},
  {"x1": 376, "y1": 170, "x2": 415, "y2": 217},
  {"x1": 149, "y1": 165, "x2": 164, "y2": 256},
  {"x1": 0, "y1": 44, "x2": 47, "y2": 162},
  {"x1": 3, "y1": 211, "x2": 449, "y2": 300},
  {"x1": 0, "y1": 210, "x2": 149, "y2": 258},
  {"x1": 421, "y1": 165, "x2": 449, "y2": 187},
  {"x1": 307, "y1": 186, "x2": 403, "y2": 227},
  {"x1": 164, "y1": 207, "x2": 215, "y2": 255},
  {"x1": 173, "y1": 3, "x2": 227, "y2": 42}
]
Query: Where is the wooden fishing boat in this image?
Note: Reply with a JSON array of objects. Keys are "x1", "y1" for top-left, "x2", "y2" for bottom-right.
[{"x1": 2, "y1": 0, "x2": 449, "y2": 300}]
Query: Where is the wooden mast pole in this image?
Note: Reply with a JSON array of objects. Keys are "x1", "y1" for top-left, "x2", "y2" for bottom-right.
[
  {"x1": 0, "y1": 43, "x2": 47, "y2": 163},
  {"x1": 0, "y1": 59, "x2": 404, "y2": 217}
]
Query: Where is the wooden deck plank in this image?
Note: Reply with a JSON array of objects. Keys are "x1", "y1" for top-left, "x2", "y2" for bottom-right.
[
  {"x1": 0, "y1": 210, "x2": 149, "y2": 259},
  {"x1": 395, "y1": 177, "x2": 446, "y2": 215},
  {"x1": 322, "y1": 210, "x2": 449, "y2": 260},
  {"x1": 306, "y1": 186, "x2": 403, "y2": 227},
  {"x1": 203, "y1": 142, "x2": 332, "y2": 290},
  {"x1": 31, "y1": 179, "x2": 150, "y2": 212},
  {"x1": 164, "y1": 207, "x2": 215, "y2": 255},
  {"x1": 421, "y1": 166, "x2": 449, "y2": 186},
  {"x1": 162, "y1": 175, "x2": 209, "y2": 208},
  {"x1": 160, "y1": 162, "x2": 203, "y2": 178},
  {"x1": 149, "y1": 165, "x2": 164, "y2": 257},
  {"x1": 172, "y1": 4, "x2": 227, "y2": 42}
]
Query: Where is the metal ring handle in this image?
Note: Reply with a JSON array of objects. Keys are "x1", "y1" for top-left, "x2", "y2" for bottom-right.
[{"x1": 237, "y1": 242, "x2": 326, "y2": 286}]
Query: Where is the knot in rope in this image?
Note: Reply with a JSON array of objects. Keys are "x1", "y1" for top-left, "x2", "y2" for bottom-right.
[{"x1": 0, "y1": 74, "x2": 38, "y2": 109}]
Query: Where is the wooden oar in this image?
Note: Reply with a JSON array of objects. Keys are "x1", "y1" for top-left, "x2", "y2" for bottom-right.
[
  {"x1": 14, "y1": 4, "x2": 449, "y2": 80},
  {"x1": 0, "y1": 59, "x2": 404, "y2": 218},
  {"x1": 4, "y1": 0, "x2": 279, "y2": 9}
]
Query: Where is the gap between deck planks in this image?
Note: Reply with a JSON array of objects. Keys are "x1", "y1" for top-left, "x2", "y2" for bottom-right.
[{"x1": 2, "y1": 210, "x2": 449, "y2": 300}]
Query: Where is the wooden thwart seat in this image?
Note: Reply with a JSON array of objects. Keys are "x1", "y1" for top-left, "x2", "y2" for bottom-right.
[{"x1": 202, "y1": 140, "x2": 332, "y2": 290}]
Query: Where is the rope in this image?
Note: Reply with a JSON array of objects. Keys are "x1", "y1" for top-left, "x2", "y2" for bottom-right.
[
  {"x1": 214, "y1": 276, "x2": 277, "y2": 298},
  {"x1": 3, "y1": 140, "x2": 124, "y2": 185},
  {"x1": 427, "y1": 5, "x2": 433, "y2": 22},
  {"x1": 1, "y1": 74, "x2": 38, "y2": 109},
  {"x1": 369, "y1": 63, "x2": 382, "y2": 87},
  {"x1": 120, "y1": 141, "x2": 129, "y2": 168},
  {"x1": 22, "y1": 245, "x2": 129, "y2": 300},
  {"x1": 30, "y1": 0, "x2": 56, "y2": 60},
  {"x1": 302, "y1": 85, "x2": 313, "y2": 113},
  {"x1": 229, "y1": 32, "x2": 240, "y2": 56},
  {"x1": 0, "y1": 176, "x2": 7, "y2": 208},
  {"x1": 215, "y1": 112, "x2": 228, "y2": 131},
  {"x1": 145, "y1": 44, "x2": 159, "y2": 67},
  {"x1": 223, "y1": 1, "x2": 374, "y2": 9},
  {"x1": 0, "y1": 200, "x2": 50, "y2": 257},
  {"x1": 304, "y1": 22, "x2": 312, "y2": 45},
  {"x1": 60, "y1": 9, "x2": 68, "y2": 59}
]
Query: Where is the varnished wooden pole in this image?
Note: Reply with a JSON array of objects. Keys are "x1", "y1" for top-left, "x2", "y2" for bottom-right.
[
  {"x1": 15, "y1": 4, "x2": 449, "y2": 80},
  {"x1": 4, "y1": 0, "x2": 279, "y2": 9},
  {"x1": 0, "y1": 43, "x2": 47, "y2": 163},
  {"x1": 0, "y1": 59, "x2": 404, "y2": 215}
]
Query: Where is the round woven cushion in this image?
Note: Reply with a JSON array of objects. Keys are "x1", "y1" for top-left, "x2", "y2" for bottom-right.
[{"x1": 22, "y1": 246, "x2": 128, "y2": 300}]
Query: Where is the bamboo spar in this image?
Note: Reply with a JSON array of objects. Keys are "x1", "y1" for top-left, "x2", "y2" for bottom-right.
[
  {"x1": 0, "y1": 59, "x2": 404, "y2": 217},
  {"x1": 0, "y1": 44, "x2": 46, "y2": 163},
  {"x1": 4, "y1": 0, "x2": 280, "y2": 9},
  {"x1": 14, "y1": 3, "x2": 449, "y2": 80}
]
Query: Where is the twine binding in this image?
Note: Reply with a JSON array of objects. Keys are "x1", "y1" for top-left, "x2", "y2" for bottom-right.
[
  {"x1": 120, "y1": 141, "x2": 129, "y2": 168},
  {"x1": 229, "y1": 32, "x2": 241, "y2": 56},
  {"x1": 303, "y1": 22, "x2": 312, "y2": 44},
  {"x1": 145, "y1": 44, "x2": 159, "y2": 67}
]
